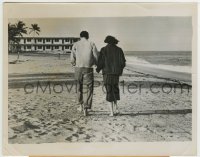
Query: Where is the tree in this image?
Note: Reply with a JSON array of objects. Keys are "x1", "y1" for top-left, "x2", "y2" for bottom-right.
[
  {"x1": 8, "y1": 21, "x2": 27, "y2": 53},
  {"x1": 15, "y1": 21, "x2": 28, "y2": 37},
  {"x1": 29, "y1": 24, "x2": 41, "y2": 51},
  {"x1": 8, "y1": 23, "x2": 19, "y2": 45},
  {"x1": 29, "y1": 24, "x2": 40, "y2": 36}
]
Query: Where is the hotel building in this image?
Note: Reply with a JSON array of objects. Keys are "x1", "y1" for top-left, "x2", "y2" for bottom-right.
[{"x1": 9, "y1": 37, "x2": 80, "y2": 53}]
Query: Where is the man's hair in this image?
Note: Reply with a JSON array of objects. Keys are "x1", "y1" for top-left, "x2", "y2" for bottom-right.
[{"x1": 80, "y1": 31, "x2": 89, "y2": 39}]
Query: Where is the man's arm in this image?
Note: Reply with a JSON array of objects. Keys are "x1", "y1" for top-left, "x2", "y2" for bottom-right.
[
  {"x1": 70, "y1": 44, "x2": 76, "y2": 66},
  {"x1": 92, "y1": 43, "x2": 99, "y2": 65},
  {"x1": 96, "y1": 48, "x2": 104, "y2": 73}
]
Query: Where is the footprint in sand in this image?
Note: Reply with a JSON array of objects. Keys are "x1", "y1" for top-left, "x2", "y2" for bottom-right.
[
  {"x1": 122, "y1": 136, "x2": 130, "y2": 141},
  {"x1": 65, "y1": 133, "x2": 79, "y2": 142},
  {"x1": 79, "y1": 134, "x2": 92, "y2": 142},
  {"x1": 117, "y1": 137, "x2": 122, "y2": 141},
  {"x1": 78, "y1": 131, "x2": 85, "y2": 134},
  {"x1": 65, "y1": 135, "x2": 78, "y2": 142},
  {"x1": 72, "y1": 133, "x2": 79, "y2": 138}
]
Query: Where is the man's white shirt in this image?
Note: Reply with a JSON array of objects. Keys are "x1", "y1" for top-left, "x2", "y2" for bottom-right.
[{"x1": 71, "y1": 38, "x2": 99, "y2": 68}]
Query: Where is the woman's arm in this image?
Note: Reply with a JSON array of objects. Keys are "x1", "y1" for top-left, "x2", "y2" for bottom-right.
[{"x1": 121, "y1": 48, "x2": 126, "y2": 68}]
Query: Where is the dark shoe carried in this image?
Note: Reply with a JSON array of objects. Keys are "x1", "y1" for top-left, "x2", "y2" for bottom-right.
[{"x1": 83, "y1": 108, "x2": 88, "y2": 116}]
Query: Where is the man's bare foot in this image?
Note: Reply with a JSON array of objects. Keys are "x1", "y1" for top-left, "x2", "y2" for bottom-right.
[
  {"x1": 77, "y1": 106, "x2": 83, "y2": 112},
  {"x1": 77, "y1": 103, "x2": 84, "y2": 112},
  {"x1": 87, "y1": 108, "x2": 92, "y2": 112}
]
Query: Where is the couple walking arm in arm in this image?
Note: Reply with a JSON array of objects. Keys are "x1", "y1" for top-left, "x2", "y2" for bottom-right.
[{"x1": 70, "y1": 31, "x2": 126, "y2": 116}]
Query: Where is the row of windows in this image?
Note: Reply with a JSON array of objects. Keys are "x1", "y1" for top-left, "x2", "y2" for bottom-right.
[
  {"x1": 24, "y1": 46, "x2": 71, "y2": 49},
  {"x1": 24, "y1": 39, "x2": 72, "y2": 42}
]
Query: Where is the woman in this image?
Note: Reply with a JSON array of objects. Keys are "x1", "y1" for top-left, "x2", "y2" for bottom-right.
[{"x1": 96, "y1": 36, "x2": 126, "y2": 116}]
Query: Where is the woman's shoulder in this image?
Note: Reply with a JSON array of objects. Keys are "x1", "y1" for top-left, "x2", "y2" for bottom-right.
[
  {"x1": 115, "y1": 45, "x2": 122, "y2": 50},
  {"x1": 100, "y1": 46, "x2": 106, "y2": 51},
  {"x1": 116, "y1": 46, "x2": 124, "y2": 54}
]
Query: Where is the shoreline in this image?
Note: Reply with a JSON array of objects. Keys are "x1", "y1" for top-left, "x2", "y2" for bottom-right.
[
  {"x1": 126, "y1": 63, "x2": 191, "y2": 85},
  {"x1": 9, "y1": 53, "x2": 192, "y2": 82}
]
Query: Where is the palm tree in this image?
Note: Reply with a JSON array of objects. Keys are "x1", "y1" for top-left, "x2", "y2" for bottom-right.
[
  {"x1": 15, "y1": 21, "x2": 28, "y2": 37},
  {"x1": 8, "y1": 21, "x2": 27, "y2": 48},
  {"x1": 15, "y1": 21, "x2": 28, "y2": 58},
  {"x1": 29, "y1": 24, "x2": 40, "y2": 36},
  {"x1": 8, "y1": 23, "x2": 18, "y2": 46},
  {"x1": 8, "y1": 21, "x2": 27, "y2": 60},
  {"x1": 29, "y1": 24, "x2": 40, "y2": 51}
]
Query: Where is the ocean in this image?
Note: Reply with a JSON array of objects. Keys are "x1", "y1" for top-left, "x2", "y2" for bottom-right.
[{"x1": 125, "y1": 51, "x2": 192, "y2": 73}]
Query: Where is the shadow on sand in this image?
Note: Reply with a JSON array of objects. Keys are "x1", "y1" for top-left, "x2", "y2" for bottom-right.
[{"x1": 88, "y1": 109, "x2": 192, "y2": 116}]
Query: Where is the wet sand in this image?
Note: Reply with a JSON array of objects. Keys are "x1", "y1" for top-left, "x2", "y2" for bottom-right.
[{"x1": 127, "y1": 63, "x2": 191, "y2": 85}]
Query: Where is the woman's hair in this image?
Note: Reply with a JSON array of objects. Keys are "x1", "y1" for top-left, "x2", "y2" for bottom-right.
[
  {"x1": 104, "y1": 35, "x2": 119, "y2": 45},
  {"x1": 80, "y1": 31, "x2": 89, "y2": 39}
]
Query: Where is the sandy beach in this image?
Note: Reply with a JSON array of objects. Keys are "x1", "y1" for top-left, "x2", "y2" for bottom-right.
[{"x1": 8, "y1": 54, "x2": 192, "y2": 143}]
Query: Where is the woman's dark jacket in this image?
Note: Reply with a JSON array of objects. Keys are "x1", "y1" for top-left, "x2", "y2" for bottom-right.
[{"x1": 96, "y1": 44, "x2": 126, "y2": 75}]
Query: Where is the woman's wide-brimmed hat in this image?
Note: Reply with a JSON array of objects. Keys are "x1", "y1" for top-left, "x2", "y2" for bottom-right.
[{"x1": 104, "y1": 35, "x2": 119, "y2": 44}]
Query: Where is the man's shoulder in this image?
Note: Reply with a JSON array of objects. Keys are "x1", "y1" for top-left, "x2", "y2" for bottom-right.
[
  {"x1": 73, "y1": 40, "x2": 84, "y2": 47},
  {"x1": 73, "y1": 41, "x2": 78, "y2": 46},
  {"x1": 76, "y1": 39, "x2": 94, "y2": 45}
]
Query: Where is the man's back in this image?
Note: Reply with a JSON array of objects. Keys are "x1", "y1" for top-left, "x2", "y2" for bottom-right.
[{"x1": 71, "y1": 38, "x2": 98, "y2": 68}]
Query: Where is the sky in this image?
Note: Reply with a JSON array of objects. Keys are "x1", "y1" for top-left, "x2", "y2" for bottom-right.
[{"x1": 9, "y1": 17, "x2": 192, "y2": 51}]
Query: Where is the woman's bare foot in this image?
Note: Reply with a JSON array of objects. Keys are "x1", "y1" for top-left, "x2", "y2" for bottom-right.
[
  {"x1": 109, "y1": 102, "x2": 114, "y2": 116},
  {"x1": 114, "y1": 101, "x2": 120, "y2": 115},
  {"x1": 115, "y1": 109, "x2": 120, "y2": 114},
  {"x1": 109, "y1": 113, "x2": 114, "y2": 117}
]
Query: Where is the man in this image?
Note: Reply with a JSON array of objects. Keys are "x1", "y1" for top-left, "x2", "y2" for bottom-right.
[{"x1": 71, "y1": 31, "x2": 99, "y2": 116}]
